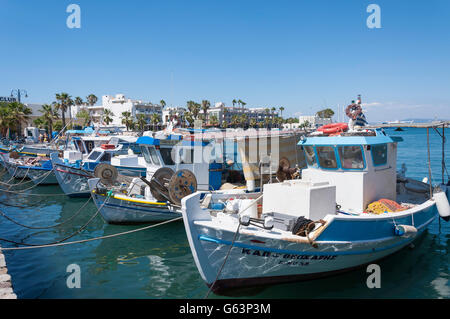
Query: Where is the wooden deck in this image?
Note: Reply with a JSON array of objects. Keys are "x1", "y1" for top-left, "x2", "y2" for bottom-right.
[{"x1": 0, "y1": 246, "x2": 16, "y2": 299}]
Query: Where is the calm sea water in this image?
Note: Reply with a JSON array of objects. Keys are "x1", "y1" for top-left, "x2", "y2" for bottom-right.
[{"x1": 1, "y1": 128, "x2": 449, "y2": 299}]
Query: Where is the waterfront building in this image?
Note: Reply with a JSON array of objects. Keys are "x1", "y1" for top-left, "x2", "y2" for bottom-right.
[
  {"x1": 199, "y1": 102, "x2": 278, "y2": 126},
  {"x1": 162, "y1": 106, "x2": 186, "y2": 127},
  {"x1": 72, "y1": 94, "x2": 163, "y2": 127},
  {"x1": 298, "y1": 115, "x2": 332, "y2": 128}
]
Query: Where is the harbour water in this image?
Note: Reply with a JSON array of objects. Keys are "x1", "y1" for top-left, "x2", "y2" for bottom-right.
[{"x1": 0, "y1": 128, "x2": 449, "y2": 299}]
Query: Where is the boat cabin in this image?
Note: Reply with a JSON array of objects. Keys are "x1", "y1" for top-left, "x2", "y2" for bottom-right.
[
  {"x1": 298, "y1": 129, "x2": 402, "y2": 213},
  {"x1": 137, "y1": 136, "x2": 224, "y2": 191}
]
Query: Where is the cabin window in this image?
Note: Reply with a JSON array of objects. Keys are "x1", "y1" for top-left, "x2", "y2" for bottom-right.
[
  {"x1": 75, "y1": 140, "x2": 86, "y2": 154},
  {"x1": 148, "y1": 146, "x2": 161, "y2": 165},
  {"x1": 87, "y1": 151, "x2": 101, "y2": 161},
  {"x1": 303, "y1": 146, "x2": 317, "y2": 167},
  {"x1": 371, "y1": 144, "x2": 388, "y2": 166},
  {"x1": 99, "y1": 152, "x2": 111, "y2": 162},
  {"x1": 338, "y1": 146, "x2": 365, "y2": 169},
  {"x1": 159, "y1": 147, "x2": 175, "y2": 165},
  {"x1": 85, "y1": 141, "x2": 95, "y2": 153},
  {"x1": 316, "y1": 146, "x2": 338, "y2": 169},
  {"x1": 141, "y1": 146, "x2": 153, "y2": 165}
]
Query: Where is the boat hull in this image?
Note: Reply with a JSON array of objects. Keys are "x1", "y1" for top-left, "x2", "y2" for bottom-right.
[
  {"x1": 52, "y1": 163, "x2": 93, "y2": 197},
  {"x1": 182, "y1": 193, "x2": 438, "y2": 293},
  {"x1": 26, "y1": 167, "x2": 58, "y2": 185},
  {"x1": 91, "y1": 191, "x2": 180, "y2": 224}
]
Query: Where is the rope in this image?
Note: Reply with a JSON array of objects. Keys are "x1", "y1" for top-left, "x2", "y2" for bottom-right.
[
  {"x1": 0, "y1": 197, "x2": 92, "y2": 229},
  {"x1": 0, "y1": 197, "x2": 107, "y2": 247},
  {"x1": 0, "y1": 168, "x2": 54, "y2": 193},
  {"x1": 204, "y1": 222, "x2": 241, "y2": 299},
  {"x1": 0, "y1": 216, "x2": 183, "y2": 251}
]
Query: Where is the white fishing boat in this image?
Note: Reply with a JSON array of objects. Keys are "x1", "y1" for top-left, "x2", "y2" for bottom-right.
[
  {"x1": 50, "y1": 142, "x2": 126, "y2": 197},
  {"x1": 181, "y1": 127, "x2": 450, "y2": 292}
]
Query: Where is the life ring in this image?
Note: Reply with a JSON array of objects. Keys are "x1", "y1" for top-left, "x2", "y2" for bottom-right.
[
  {"x1": 345, "y1": 103, "x2": 362, "y2": 120},
  {"x1": 317, "y1": 123, "x2": 348, "y2": 135}
]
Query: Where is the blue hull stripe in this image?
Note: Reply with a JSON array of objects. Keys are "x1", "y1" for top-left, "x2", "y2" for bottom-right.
[{"x1": 198, "y1": 233, "x2": 418, "y2": 257}]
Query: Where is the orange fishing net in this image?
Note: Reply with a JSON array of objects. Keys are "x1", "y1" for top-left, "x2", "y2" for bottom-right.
[{"x1": 365, "y1": 199, "x2": 407, "y2": 214}]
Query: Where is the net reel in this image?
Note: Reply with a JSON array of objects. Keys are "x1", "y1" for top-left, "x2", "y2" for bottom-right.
[
  {"x1": 94, "y1": 163, "x2": 119, "y2": 187},
  {"x1": 145, "y1": 167, "x2": 198, "y2": 206}
]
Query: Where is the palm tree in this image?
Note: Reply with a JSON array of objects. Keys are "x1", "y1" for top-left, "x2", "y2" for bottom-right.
[
  {"x1": 136, "y1": 114, "x2": 147, "y2": 133},
  {"x1": 121, "y1": 111, "x2": 133, "y2": 131},
  {"x1": 184, "y1": 112, "x2": 194, "y2": 127},
  {"x1": 160, "y1": 99, "x2": 166, "y2": 108},
  {"x1": 237, "y1": 99, "x2": 242, "y2": 108},
  {"x1": 150, "y1": 113, "x2": 160, "y2": 131},
  {"x1": 86, "y1": 94, "x2": 98, "y2": 106},
  {"x1": 209, "y1": 115, "x2": 219, "y2": 127},
  {"x1": 55, "y1": 92, "x2": 72, "y2": 131},
  {"x1": 239, "y1": 114, "x2": 248, "y2": 128},
  {"x1": 8, "y1": 102, "x2": 32, "y2": 137},
  {"x1": 231, "y1": 115, "x2": 239, "y2": 128},
  {"x1": 232, "y1": 99, "x2": 237, "y2": 107},
  {"x1": 201, "y1": 100, "x2": 211, "y2": 125},
  {"x1": 103, "y1": 109, "x2": 114, "y2": 126},
  {"x1": 249, "y1": 118, "x2": 257, "y2": 128},
  {"x1": 74, "y1": 97, "x2": 83, "y2": 106},
  {"x1": 279, "y1": 106, "x2": 285, "y2": 118},
  {"x1": 76, "y1": 109, "x2": 91, "y2": 127},
  {"x1": 187, "y1": 101, "x2": 200, "y2": 120},
  {"x1": 39, "y1": 104, "x2": 59, "y2": 139}
]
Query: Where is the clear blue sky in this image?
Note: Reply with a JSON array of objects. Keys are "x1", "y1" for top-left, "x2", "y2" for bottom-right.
[{"x1": 1, "y1": 0, "x2": 449, "y2": 122}]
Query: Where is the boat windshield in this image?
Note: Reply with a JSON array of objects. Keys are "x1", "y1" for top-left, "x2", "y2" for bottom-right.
[
  {"x1": 87, "y1": 151, "x2": 101, "y2": 161},
  {"x1": 371, "y1": 144, "x2": 388, "y2": 166},
  {"x1": 316, "y1": 146, "x2": 338, "y2": 169},
  {"x1": 159, "y1": 147, "x2": 175, "y2": 165},
  {"x1": 338, "y1": 146, "x2": 364, "y2": 169},
  {"x1": 304, "y1": 146, "x2": 317, "y2": 167}
]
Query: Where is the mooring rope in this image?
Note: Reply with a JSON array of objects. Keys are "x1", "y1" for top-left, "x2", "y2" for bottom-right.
[
  {"x1": 0, "y1": 216, "x2": 183, "y2": 251},
  {"x1": 0, "y1": 197, "x2": 93, "y2": 229},
  {"x1": 0, "y1": 197, "x2": 107, "y2": 247},
  {"x1": 0, "y1": 168, "x2": 54, "y2": 193}
]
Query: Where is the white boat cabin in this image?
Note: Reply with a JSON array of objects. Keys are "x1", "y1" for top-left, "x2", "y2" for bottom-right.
[
  {"x1": 295, "y1": 129, "x2": 402, "y2": 214},
  {"x1": 137, "y1": 136, "x2": 223, "y2": 191}
]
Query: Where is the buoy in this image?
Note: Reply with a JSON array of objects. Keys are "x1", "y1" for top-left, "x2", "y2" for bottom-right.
[
  {"x1": 433, "y1": 191, "x2": 450, "y2": 221},
  {"x1": 394, "y1": 224, "x2": 418, "y2": 237}
]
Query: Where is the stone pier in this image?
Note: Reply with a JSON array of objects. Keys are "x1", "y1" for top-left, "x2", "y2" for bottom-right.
[{"x1": 0, "y1": 247, "x2": 16, "y2": 299}]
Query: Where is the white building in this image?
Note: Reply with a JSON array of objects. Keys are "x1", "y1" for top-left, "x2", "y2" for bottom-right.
[
  {"x1": 162, "y1": 106, "x2": 186, "y2": 126},
  {"x1": 200, "y1": 102, "x2": 278, "y2": 126},
  {"x1": 298, "y1": 115, "x2": 332, "y2": 128},
  {"x1": 72, "y1": 94, "x2": 163, "y2": 127}
]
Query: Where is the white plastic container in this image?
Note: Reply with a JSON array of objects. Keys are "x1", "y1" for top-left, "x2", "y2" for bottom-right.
[
  {"x1": 238, "y1": 199, "x2": 258, "y2": 219},
  {"x1": 63, "y1": 150, "x2": 82, "y2": 162}
]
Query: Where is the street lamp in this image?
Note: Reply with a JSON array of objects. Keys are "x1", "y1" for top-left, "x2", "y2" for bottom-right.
[{"x1": 10, "y1": 89, "x2": 28, "y2": 103}]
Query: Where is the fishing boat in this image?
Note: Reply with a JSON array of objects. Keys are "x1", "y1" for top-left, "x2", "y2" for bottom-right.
[
  {"x1": 181, "y1": 126, "x2": 450, "y2": 293},
  {"x1": 49, "y1": 142, "x2": 130, "y2": 197},
  {"x1": 87, "y1": 135, "x2": 229, "y2": 224}
]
